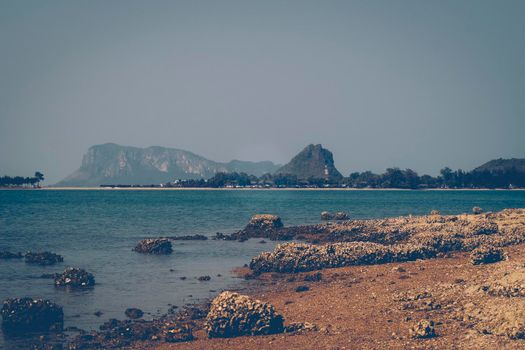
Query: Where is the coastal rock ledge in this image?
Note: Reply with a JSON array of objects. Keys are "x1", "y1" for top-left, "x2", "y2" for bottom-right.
[{"x1": 204, "y1": 291, "x2": 284, "y2": 338}]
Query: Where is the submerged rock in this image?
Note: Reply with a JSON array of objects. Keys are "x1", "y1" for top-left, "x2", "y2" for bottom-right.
[
  {"x1": 169, "y1": 234, "x2": 208, "y2": 241},
  {"x1": 409, "y1": 319, "x2": 436, "y2": 339},
  {"x1": 0, "y1": 251, "x2": 23, "y2": 259},
  {"x1": 133, "y1": 238, "x2": 173, "y2": 255},
  {"x1": 25, "y1": 252, "x2": 63, "y2": 266},
  {"x1": 54, "y1": 267, "x2": 95, "y2": 289},
  {"x1": 125, "y1": 308, "x2": 144, "y2": 319},
  {"x1": 198, "y1": 275, "x2": 211, "y2": 282},
  {"x1": 204, "y1": 291, "x2": 284, "y2": 338},
  {"x1": 1, "y1": 298, "x2": 63, "y2": 335},
  {"x1": 470, "y1": 246, "x2": 505, "y2": 265}
]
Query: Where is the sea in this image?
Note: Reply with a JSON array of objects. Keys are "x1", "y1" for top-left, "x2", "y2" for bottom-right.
[{"x1": 1, "y1": 189, "x2": 525, "y2": 348}]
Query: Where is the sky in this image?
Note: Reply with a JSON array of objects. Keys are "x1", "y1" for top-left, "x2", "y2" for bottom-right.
[{"x1": 1, "y1": 0, "x2": 524, "y2": 184}]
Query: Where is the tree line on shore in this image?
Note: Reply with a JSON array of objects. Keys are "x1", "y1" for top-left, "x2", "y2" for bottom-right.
[
  {"x1": 0, "y1": 172, "x2": 44, "y2": 187},
  {"x1": 166, "y1": 166, "x2": 524, "y2": 189}
]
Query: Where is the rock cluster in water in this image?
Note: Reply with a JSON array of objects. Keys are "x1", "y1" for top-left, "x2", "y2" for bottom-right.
[
  {"x1": 1, "y1": 298, "x2": 63, "y2": 334},
  {"x1": 204, "y1": 291, "x2": 284, "y2": 338},
  {"x1": 54, "y1": 267, "x2": 95, "y2": 288},
  {"x1": 133, "y1": 238, "x2": 173, "y2": 254},
  {"x1": 24, "y1": 251, "x2": 64, "y2": 266},
  {"x1": 216, "y1": 214, "x2": 294, "y2": 241}
]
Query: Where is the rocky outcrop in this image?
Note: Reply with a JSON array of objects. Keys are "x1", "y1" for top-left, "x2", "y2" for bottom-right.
[
  {"x1": 245, "y1": 214, "x2": 283, "y2": 231},
  {"x1": 133, "y1": 238, "x2": 173, "y2": 255},
  {"x1": 275, "y1": 144, "x2": 343, "y2": 181},
  {"x1": 250, "y1": 242, "x2": 437, "y2": 274},
  {"x1": 204, "y1": 291, "x2": 284, "y2": 338},
  {"x1": 470, "y1": 246, "x2": 505, "y2": 265},
  {"x1": 54, "y1": 267, "x2": 95, "y2": 288},
  {"x1": 249, "y1": 209, "x2": 525, "y2": 274},
  {"x1": 1, "y1": 298, "x2": 63, "y2": 334},
  {"x1": 24, "y1": 252, "x2": 63, "y2": 266}
]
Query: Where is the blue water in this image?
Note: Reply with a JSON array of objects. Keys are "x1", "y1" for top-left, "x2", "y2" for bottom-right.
[{"x1": 0, "y1": 189, "x2": 524, "y2": 347}]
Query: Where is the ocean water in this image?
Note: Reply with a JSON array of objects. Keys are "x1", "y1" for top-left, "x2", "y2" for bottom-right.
[{"x1": 1, "y1": 189, "x2": 525, "y2": 347}]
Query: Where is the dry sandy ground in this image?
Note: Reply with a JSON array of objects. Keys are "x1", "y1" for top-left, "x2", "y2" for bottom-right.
[{"x1": 140, "y1": 244, "x2": 525, "y2": 350}]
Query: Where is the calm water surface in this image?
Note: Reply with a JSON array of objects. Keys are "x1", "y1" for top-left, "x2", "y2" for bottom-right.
[{"x1": 1, "y1": 189, "x2": 524, "y2": 347}]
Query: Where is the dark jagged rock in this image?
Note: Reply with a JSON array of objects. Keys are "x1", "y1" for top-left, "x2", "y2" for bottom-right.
[
  {"x1": 1, "y1": 298, "x2": 63, "y2": 335},
  {"x1": 133, "y1": 238, "x2": 172, "y2": 255},
  {"x1": 198, "y1": 275, "x2": 211, "y2": 281},
  {"x1": 0, "y1": 251, "x2": 23, "y2": 259},
  {"x1": 470, "y1": 246, "x2": 505, "y2": 265},
  {"x1": 25, "y1": 252, "x2": 64, "y2": 266},
  {"x1": 169, "y1": 234, "x2": 208, "y2": 241},
  {"x1": 54, "y1": 268, "x2": 95, "y2": 289},
  {"x1": 125, "y1": 308, "x2": 143, "y2": 319},
  {"x1": 205, "y1": 291, "x2": 284, "y2": 338}
]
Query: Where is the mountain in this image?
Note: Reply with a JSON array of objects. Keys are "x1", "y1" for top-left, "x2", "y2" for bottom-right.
[
  {"x1": 275, "y1": 144, "x2": 343, "y2": 180},
  {"x1": 55, "y1": 143, "x2": 280, "y2": 186},
  {"x1": 473, "y1": 158, "x2": 525, "y2": 173}
]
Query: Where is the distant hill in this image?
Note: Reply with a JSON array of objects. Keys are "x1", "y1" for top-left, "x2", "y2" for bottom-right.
[
  {"x1": 473, "y1": 158, "x2": 525, "y2": 173},
  {"x1": 55, "y1": 143, "x2": 280, "y2": 186},
  {"x1": 275, "y1": 144, "x2": 343, "y2": 180}
]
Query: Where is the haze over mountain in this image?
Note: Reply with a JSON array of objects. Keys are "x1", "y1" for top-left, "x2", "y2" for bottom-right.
[
  {"x1": 55, "y1": 143, "x2": 280, "y2": 187},
  {"x1": 473, "y1": 159, "x2": 525, "y2": 174}
]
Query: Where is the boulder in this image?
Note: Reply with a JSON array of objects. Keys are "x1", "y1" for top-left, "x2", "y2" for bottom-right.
[
  {"x1": 54, "y1": 267, "x2": 95, "y2": 288},
  {"x1": 470, "y1": 246, "x2": 505, "y2": 265},
  {"x1": 430, "y1": 210, "x2": 440, "y2": 215},
  {"x1": 133, "y1": 238, "x2": 172, "y2": 255},
  {"x1": 125, "y1": 308, "x2": 144, "y2": 319},
  {"x1": 334, "y1": 212, "x2": 349, "y2": 220},
  {"x1": 24, "y1": 252, "x2": 63, "y2": 266},
  {"x1": 320, "y1": 211, "x2": 334, "y2": 220},
  {"x1": 472, "y1": 207, "x2": 483, "y2": 215},
  {"x1": 204, "y1": 291, "x2": 284, "y2": 338},
  {"x1": 1, "y1": 298, "x2": 63, "y2": 334},
  {"x1": 409, "y1": 319, "x2": 435, "y2": 339}
]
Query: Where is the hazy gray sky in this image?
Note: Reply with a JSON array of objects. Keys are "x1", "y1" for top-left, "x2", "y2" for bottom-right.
[{"x1": 1, "y1": 0, "x2": 524, "y2": 183}]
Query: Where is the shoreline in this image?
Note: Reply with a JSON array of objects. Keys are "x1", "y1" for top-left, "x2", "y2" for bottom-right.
[{"x1": 1, "y1": 186, "x2": 522, "y2": 191}]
